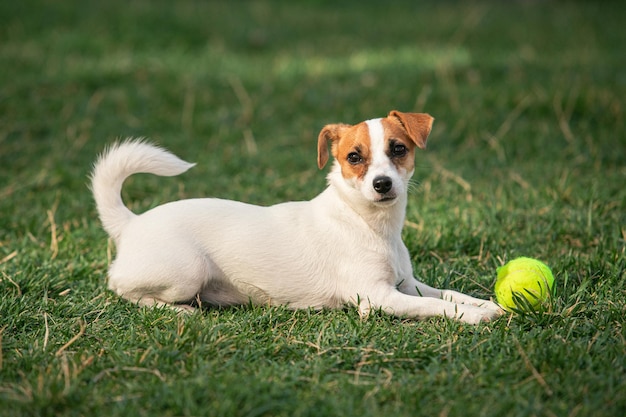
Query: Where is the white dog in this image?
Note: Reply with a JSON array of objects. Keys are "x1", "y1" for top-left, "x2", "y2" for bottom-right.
[{"x1": 91, "y1": 110, "x2": 502, "y2": 324}]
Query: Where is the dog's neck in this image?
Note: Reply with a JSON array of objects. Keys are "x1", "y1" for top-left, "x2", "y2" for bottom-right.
[{"x1": 324, "y1": 168, "x2": 407, "y2": 239}]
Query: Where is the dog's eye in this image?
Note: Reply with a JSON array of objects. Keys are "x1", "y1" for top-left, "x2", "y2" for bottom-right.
[
  {"x1": 347, "y1": 152, "x2": 363, "y2": 165},
  {"x1": 391, "y1": 143, "x2": 407, "y2": 157}
]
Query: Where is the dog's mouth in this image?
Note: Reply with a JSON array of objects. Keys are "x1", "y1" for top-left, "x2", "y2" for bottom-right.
[{"x1": 374, "y1": 194, "x2": 397, "y2": 205}]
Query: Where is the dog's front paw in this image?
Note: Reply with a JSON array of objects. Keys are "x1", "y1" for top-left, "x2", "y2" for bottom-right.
[
  {"x1": 460, "y1": 305, "x2": 503, "y2": 324},
  {"x1": 477, "y1": 299, "x2": 505, "y2": 314},
  {"x1": 479, "y1": 307, "x2": 504, "y2": 322}
]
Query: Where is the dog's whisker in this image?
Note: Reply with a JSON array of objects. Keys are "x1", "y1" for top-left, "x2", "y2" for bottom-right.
[{"x1": 407, "y1": 179, "x2": 423, "y2": 196}]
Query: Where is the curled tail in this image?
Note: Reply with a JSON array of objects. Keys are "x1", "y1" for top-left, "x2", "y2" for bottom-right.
[{"x1": 90, "y1": 139, "x2": 195, "y2": 243}]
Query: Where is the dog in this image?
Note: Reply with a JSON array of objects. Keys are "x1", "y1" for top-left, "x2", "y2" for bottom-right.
[{"x1": 91, "y1": 110, "x2": 503, "y2": 324}]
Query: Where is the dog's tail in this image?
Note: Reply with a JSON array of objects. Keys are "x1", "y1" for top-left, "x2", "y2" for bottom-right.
[{"x1": 90, "y1": 139, "x2": 195, "y2": 243}]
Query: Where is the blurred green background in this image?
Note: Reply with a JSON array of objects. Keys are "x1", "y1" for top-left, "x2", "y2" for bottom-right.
[{"x1": 1, "y1": 1, "x2": 625, "y2": 416}]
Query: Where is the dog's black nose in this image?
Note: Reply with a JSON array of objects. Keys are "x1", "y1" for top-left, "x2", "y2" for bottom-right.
[{"x1": 373, "y1": 176, "x2": 393, "y2": 194}]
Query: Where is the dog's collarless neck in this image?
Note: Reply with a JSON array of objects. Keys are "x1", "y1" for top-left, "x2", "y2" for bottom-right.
[{"x1": 322, "y1": 185, "x2": 406, "y2": 238}]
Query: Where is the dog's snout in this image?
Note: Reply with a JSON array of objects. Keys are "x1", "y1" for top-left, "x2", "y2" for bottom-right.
[{"x1": 373, "y1": 176, "x2": 393, "y2": 194}]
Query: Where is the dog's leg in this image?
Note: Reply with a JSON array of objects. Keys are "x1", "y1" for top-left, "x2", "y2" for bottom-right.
[
  {"x1": 358, "y1": 287, "x2": 501, "y2": 324},
  {"x1": 130, "y1": 296, "x2": 197, "y2": 314},
  {"x1": 108, "y1": 244, "x2": 211, "y2": 313},
  {"x1": 397, "y1": 276, "x2": 503, "y2": 313}
]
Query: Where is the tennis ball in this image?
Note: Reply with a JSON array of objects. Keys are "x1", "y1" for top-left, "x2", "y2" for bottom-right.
[{"x1": 494, "y1": 257, "x2": 554, "y2": 312}]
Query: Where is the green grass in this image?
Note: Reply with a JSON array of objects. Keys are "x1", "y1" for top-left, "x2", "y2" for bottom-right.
[{"x1": 1, "y1": 1, "x2": 625, "y2": 416}]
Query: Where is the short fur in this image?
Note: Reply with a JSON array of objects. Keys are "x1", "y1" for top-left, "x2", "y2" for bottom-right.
[{"x1": 91, "y1": 110, "x2": 503, "y2": 324}]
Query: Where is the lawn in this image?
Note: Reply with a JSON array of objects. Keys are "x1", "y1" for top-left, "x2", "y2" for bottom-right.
[{"x1": 1, "y1": 1, "x2": 625, "y2": 416}]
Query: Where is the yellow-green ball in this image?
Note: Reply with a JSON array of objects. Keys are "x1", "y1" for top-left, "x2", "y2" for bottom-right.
[{"x1": 495, "y1": 257, "x2": 554, "y2": 312}]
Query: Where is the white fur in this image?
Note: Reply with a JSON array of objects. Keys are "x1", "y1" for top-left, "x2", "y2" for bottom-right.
[
  {"x1": 362, "y1": 118, "x2": 408, "y2": 204},
  {"x1": 91, "y1": 130, "x2": 503, "y2": 323}
]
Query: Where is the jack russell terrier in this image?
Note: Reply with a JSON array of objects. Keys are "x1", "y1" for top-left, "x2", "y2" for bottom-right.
[{"x1": 91, "y1": 110, "x2": 503, "y2": 324}]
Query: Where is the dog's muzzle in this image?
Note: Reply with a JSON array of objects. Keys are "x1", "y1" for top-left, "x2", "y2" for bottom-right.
[{"x1": 372, "y1": 175, "x2": 397, "y2": 203}]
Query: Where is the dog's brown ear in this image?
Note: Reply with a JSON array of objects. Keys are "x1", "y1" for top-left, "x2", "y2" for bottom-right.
[
  {"x1": 388, "y1": 110, "x2": 434, "y2": 149},
  {"x1": 317, "y1": 124, "x2": 349, "y2": 169}
]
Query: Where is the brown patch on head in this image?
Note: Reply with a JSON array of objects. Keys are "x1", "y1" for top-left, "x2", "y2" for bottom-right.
[
  {"x1": 379, "y1": 120, "x2": 420, "y2": 173},
  {"x1": 335, "y1": 123, "x2": 372, "y2": 180},
  {"x1": 387, "y1": 110, "x2": 434, "y2": 149},
  {"x1": 317, "y1": 122, "x2": 372, "y2": 180},
  {"x1": 317, "y1": 111, "x2": 434, "y2": 183},
  {"x1": 317, "y1": 123, "x2": 349, "y2": 169}
]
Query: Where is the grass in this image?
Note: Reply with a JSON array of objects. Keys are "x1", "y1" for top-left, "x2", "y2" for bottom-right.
[{"x1": 1, "y1": 0, "x2": 625, "y2": 416}]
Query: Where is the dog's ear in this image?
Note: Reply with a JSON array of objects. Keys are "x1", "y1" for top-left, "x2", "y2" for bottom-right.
[
  {"x1": 388, "y1": 110, "x2": 434, "y2": 149},
  {"x1": 317, "y1": 124, "x2": 350, "y2": 169}
]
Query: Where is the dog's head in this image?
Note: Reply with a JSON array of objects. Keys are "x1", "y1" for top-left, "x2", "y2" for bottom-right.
[{"x1": 317, "y1": 110, "x2": 434, "y2": 207}]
